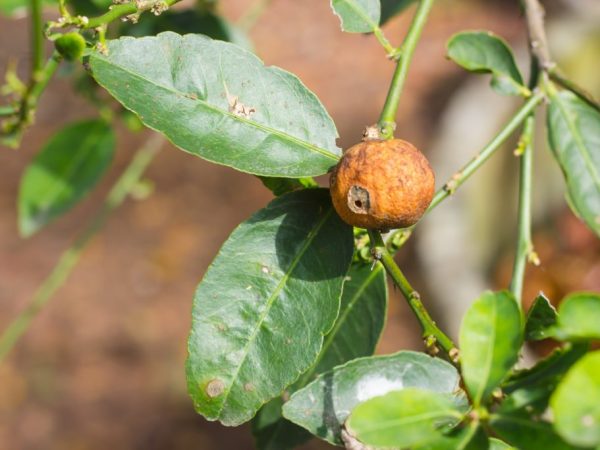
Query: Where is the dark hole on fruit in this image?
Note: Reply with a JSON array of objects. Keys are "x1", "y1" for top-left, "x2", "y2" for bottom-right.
[{"x1": 348, "y1": 186, "x2": 370, "y2": 214}]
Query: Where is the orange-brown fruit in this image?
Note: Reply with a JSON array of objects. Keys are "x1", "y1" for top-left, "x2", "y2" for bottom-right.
[{"x1": 330, "y1": 139, "x2": 435, "y2": 230}]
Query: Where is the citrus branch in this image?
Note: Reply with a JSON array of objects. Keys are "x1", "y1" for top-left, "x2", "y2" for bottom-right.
[{"x1": 378, "y1": 0, "x2": 434, "y2": 139}]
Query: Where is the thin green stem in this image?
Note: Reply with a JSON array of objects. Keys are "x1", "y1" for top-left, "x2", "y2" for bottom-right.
[
  {"x1": 386, "y1": 91, "x2": 544, "y2": 248},
  {"x1": 367, "y1": 230, "x2": 457, "y2": 357},
  {"x1": 1, "y1": 52, "x2": 61, "y2": 147},
  {"x1": 378, "y1": 0, "x2": 434, "y2": 139},
  {"x1": 428, "y1": 91, "x2": 543, "y2": 210},
  {"x1": 509, "y1": 115, "x2": 534, "y2": 304},
  {"x1": 86, "y1": 0, "x2": 182, "y2": 28},
  {"x1": 30, "y1": 0, "x2": 45, "y2": 74},
  {"x1": 0, "y1": 133, "x2": 164, "y2": 363}
]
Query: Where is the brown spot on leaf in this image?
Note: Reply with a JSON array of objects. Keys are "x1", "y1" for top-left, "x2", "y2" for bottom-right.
[{"x1": 205, "y1": 379, "x2": 225, "y2": 398}]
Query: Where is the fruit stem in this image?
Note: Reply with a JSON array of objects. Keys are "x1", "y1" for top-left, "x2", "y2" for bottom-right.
[
  {"x1": 0, "y1": 133, "x2": 164, "y2": 363},
  {"x1": 378, "y1": 0, "x2": 434, "y2": 139},
  {"x1": 367, "y1": 229, "x2": 457, "y2": 359}
]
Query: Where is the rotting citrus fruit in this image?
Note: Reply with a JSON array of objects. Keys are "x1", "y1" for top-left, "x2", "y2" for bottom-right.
[{"x1": 330, "y1": 138, "x2": 435, "y2": 230}]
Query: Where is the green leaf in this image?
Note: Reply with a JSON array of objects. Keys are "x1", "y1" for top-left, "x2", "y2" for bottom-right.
[
  {"x1": 330, "y1": 0, "x2": 381, "y2": 33},
  {"x1": 89, "y1": 32, "x2": 341, "y2": 177},
  {"x1": 552, "y1": 292, "x2": 600, "y2": 341},
  {"x1": 525, "y1": 293, "x2": 558, "y2": 341},
  {"x1": 282, "y1": 351, "x2": 463, "y2": 445},
  {"x1": 551, "y1": 351, "x2": 600, "y2": 447},
  {"x1": 18, "y1": 119, "x2": 115, "y2": 237},
  {"x1": 490, "y1": 412, "x2": 585, "y2": 450},
  {"x1": 346, "y1": 388, "x2": 466, "y2": 449},
  {"x1": 186, "y1": 189, "x2": 353, "y2": 426},
  {"x1": 501, "y1": 343, "x2": 588, "y2": 414},
  {"x1": 547, "y1": 90, "x2": 600, "y2": 237},
  {"x1": 252, "y1": 262, "x2": 388, "y2": 449},
  {"x1": 380, "y1": 0, "x2": 416, "y2": 25},
  {"x1": 489, "y1": 438, "x2": 516, "y2": 450},
  {"x1": 459, "y1": 290, "x2": 523, "y2": 406},
  {"x1": 446, "y1": 31, "x2": 527, "y2": 96}
]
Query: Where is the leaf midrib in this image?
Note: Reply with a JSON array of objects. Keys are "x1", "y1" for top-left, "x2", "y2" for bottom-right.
[
  {"x1": 553, "y1": 94, "x2": 600, "y2": 192},
  {"x1": 297, "y1": 264, "x2": 383, "y2": 387},
  {"x1": 335, "y1": 0, "x2": 379, "y2": 31},
  {"x1": 355, "y1": 409, "x2": 460, "y2": 434},
  {"x1": 91, "y1": 55, "x2": 340, "y2": 162},
  {"x1": 220, "y1": 207, "x2": 335, "y2": 416},
  {"x1": 476, "y1": 296, "x2": 497, "y2": 405}
]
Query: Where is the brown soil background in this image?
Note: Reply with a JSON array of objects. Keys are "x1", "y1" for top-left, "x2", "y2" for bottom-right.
[{"x1": 2, "y1": 1, "x2": 596, "y2": 449}]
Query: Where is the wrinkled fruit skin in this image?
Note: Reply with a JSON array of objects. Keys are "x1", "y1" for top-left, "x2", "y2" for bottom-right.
[{"x1": 330, "y1": 139, "x2": 435, "y2": 230}]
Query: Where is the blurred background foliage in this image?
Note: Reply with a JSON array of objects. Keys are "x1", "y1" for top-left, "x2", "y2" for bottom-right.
[{"x1": 0, "y1": 0, "x2": 598, "y2": 448}]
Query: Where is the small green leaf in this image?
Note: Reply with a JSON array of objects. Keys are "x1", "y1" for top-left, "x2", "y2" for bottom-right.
[
  {"x1": 380, "y1": 0, "x2": 416, "y2": 25},
  {"x1": 552, "y1": 292, "x2": 600, "y2": 341},
  {"x1": 90, "y1": 32, "x2": 341, "y2": 177},
  {"x1": 186, "y1": 189, "x2": 353, "y2": 426},
  {"x1": 346, "y1": 388, "x2": 466, "y2": 449},
  {"x1": 525, "y1": 293, "x2": 558, "y2": 341},
  {"x1": 252, "y1": 262, "x2": 388, "y2": 449},
  {"x1": 501, "y1": 343, "x2": 588, "y2": 414},
  {"x1": 490, "y1": 412, "x2": 585, "y2": 450},
  {"x1": 18, "y1": 119, "x2": 115, "y2": 237},
  {"x1": 551, "y1": 351, "x2": 600, "y2": 447},
  {"x1": 489, "y1": 438, "x2": 516, "y2": 450},
  {"x1": 547, "y1": 90, "x2": 600, "y2": 237},
  {"x1": 447, "y1": 31, "x2": 527, "y2": 96},
  {"x1": 459, "y1": 290, "x2": 523, "y2": 406},
  {"x1": 282, "y1": 351, "x2": 463, "y2": 445},
  {"x1": 330, "y1": 0, "x2": 381, "y2": 33}
]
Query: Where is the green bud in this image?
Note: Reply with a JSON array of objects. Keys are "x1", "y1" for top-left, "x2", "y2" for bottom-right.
[{"x1": 55, "y1": 32, "x2": 86, "y2": 61}]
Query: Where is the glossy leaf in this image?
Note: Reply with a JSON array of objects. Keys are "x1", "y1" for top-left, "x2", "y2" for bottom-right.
[
  {"x1": 186, "y1": 189, "x2": 353, "y2": 426},
  {"x1": 252, "y1": 262, "x2": 388, "y2": 449},
  {"x1": 90, "y1": 32, "x2": 341, "y2": 177},
  {"x1": 459, "y1": 290, "x2": 523, "y2": 406},
  {"x1": 525, "y1": 293, "x2": 558, "y2": 341},
  {"x1": 447, "y1": 31, "x2": 526, "y2": 96},
  {"x1": 346, "y1": 388, "x2": 466, "y2": 449},
  {"x1": 547, "y1": 90, "x2": 600, "y2": 237},
  {"x1": 553, "y1": 292, "x2": 600, "y2": 341},
  {"x1": 501, "y1": 343, "x2": 588, "y2": 414},
  {"x1": 282, "y1": 351, "x2": 463, "y2": 445},
  {"x1": 551, "y1": 351, "x2": 600, "y2": 447},
  {"x1": 330, "y1": 0, "x2": 380, "y2": 33},
  {"x1": 18, "y1": 119, "x2": 115, "y2": 237},
  {"x1": 490, "y1": 412, "x2": 585, "y2": 450},
  {"x1": 380, "y1": 0, "x2": 416, "y2": 25}
]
